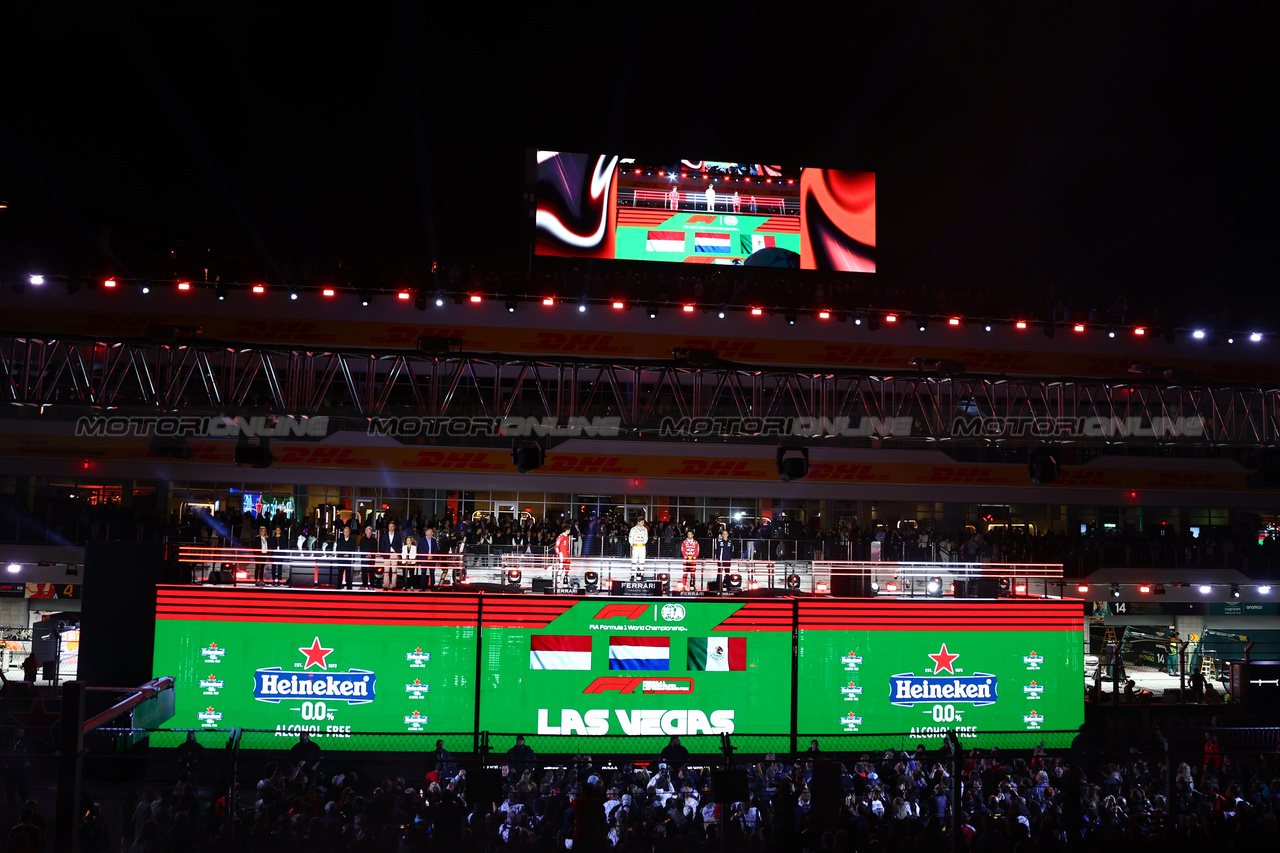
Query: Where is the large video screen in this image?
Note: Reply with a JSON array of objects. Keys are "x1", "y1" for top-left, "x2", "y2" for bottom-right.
[
  {"x1": 152, "y1": 588, "x2": 479, "y2": 749},
  {"x1": 534, "y1": 152, "x2": 875, "y2": 272},
  {"x1": 477, "y1": 597, "x2": 793, "y2": 753},
  {"x1": 796, "y1": 600, "x2": 1084, "y2": 747}
]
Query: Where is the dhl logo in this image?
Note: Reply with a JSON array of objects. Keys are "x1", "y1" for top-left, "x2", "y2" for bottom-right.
[
  {"x1": 232, "y1": 320, "x2": 333, "y2": 341},
  {"x1": 375, "y1": 327, "x2": 470, "y2": 347},
  {"x1": 544, "y1": 456, "x2": 635, "y2": 475},
  {"x1": 275, "y1": 447, "x2": 373, "y2": 466},
  {"x1": 678, "y1": 339, "x2": 776, "y2": 360},
  {"x1": 665, "y1": 460, "x2": 765, "y2": 478},
  {"x1": 815, "y1": 345, "x2": 901, "y2": 366},
  {"x1": 1055, "y1": 470, "x2": 1113, "y2": 487},
  {"x1": 917, "y1": 466, "x2": 1003, "y2": 485},
  {"x1": 807, "y1": 463, "x2": 890, "y2": 481},
  {"x1": 399, "y1": 451, "x2": 506, "y2": 471},
  {"x1": 1152, "y1": 472, "x2": 1227, "y2": 489},
  {"x1": 518, "y1": 332, "x2": 632, "y2": 354}
]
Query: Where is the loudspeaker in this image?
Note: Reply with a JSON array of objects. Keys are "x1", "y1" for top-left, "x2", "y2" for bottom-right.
[
  {"x1": 207, "y1": 570, "x2": 227, "y2": 585},
  {"x1": 532, "y1": 578, "x2": 553, "y2": 594},
  {"x1": 952, "y1": 579, "x2": 968, "y2": 598},
  {"x1": 830, "y1": 574, "x2": 875, "y2": 598},
  {"x1": 82, "y1": 542, "x2": 166, "y2": 689},
  {"x1": 469, "y1": 769, "x2": 504, "y2": 805},
  {"x1": 290, "y1": 570, "x2": 317, "y2": 588},
  {"x1": 712, "y1": 769, "x2": 750, "y2": 803},
  {"x1": 809, "y1": 761, "x2": 843, "y2": 833},
  {"x1": 968, "y1": 579, "x2": 1002, "y2": 598}
]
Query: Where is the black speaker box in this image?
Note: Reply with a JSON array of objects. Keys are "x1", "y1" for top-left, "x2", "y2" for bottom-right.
[
  {"x1": 968, "y1": 578, "x2": 1002, "y2": 598},
  {"x1": 531, "y1": 578, "x2": 553, "y2": 594},
  {"x1": 469, "y1": 768, "x2": 504, "y2": 805},
  {"x1": 712, "y1": 769, "x2": 750, "y2": 803},
  {"x1": 830, "y1": 574, "x2": 875, "y2": 598}
]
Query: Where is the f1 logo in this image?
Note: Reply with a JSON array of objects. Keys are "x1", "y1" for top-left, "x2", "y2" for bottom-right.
[
  {"x1": 582, "y1": 677, "x2": 645, "y2": 694},
  {"x1": 593, "y1": 603, "x2": 649, "y2": 620}
]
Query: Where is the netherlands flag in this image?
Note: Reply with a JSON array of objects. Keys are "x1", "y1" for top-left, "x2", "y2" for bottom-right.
[
  {"x1": 608, "y1": 636, "x2": 670, "y2": 671},
  {"x1": 694, "y1": 232, "x2": 732, "y2": 254},
  {"x1": 530, "y1": 635, "x2": 592, "y2": 670},
  {"x1": 646, "y1": 230, "x2": 685, "y2": 252}
]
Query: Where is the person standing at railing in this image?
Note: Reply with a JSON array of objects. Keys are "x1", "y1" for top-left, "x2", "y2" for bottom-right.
[
  {"x1": 420, "y1": 527, "x2": 440, "y2": 589},
  {"x1": 629, "y1": 519, "x2": 649, "y2": 580},
  {"x1": 555, "y1": 524, "x2": 572, "y2": 585},
  {"x1": 334, "y1": 525, "x2": 358, "y2": 589},
  {"x1": 269, "y1": 525, "x2": 288, "y2": 585},
  {"x1": 681, "y1": 530, "x2": 700, "y2": 590},
  {"x1": 379, "y1": 521, "x2": 404, "y2": 590},
  {"x1": 713, "y1": 528, "x2": 733, "y2": 593},
  {"x1": 359, "y1": 526, "x2": 378, "y2": 588},
  {"x1": 254, "y1": 526, "x2": 271, "y2": 586},
  {"x1": 401, "y1": 535, "x2": 418, "y2": 590}
]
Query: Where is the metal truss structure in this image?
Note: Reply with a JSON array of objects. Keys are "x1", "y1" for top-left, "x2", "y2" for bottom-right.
[{"x1": 2, "y1": 335, "x2": 1278, "y2": 446}]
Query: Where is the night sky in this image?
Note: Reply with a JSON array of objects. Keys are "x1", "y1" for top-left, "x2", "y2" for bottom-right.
[{"x1": 4, "y1": 4, "x2": 1277, "y2": 314}]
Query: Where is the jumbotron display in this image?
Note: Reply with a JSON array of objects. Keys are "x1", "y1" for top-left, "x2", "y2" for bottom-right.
[
  {"x1": 152, "y1": 588, "x2": 479, "y2": 748},
  {"x1": 476, "y1": 597, "x2": 793, "y2": 752},
  {"x1": 151, "y1": 589, "x2": 1081, "y2": 750},
  {"x1": 534, "y1": 152, "x2": 875, "y2": 272},
  {"x1": 796, "y1": 600, "x2": 1085, "y2": 746}
]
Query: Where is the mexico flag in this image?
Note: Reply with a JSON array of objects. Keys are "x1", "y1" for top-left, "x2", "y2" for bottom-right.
[
  {"x1": 530, "y1": 635, "x2": 592, "y2": 670},
  {"x1": 608, "y1": 636, "x2": 670, "y2": 671},
  {"x1": 687, "y1": 637, "x2": 746, "y2": 671}
]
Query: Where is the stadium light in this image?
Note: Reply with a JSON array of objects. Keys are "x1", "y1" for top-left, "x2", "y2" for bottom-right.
[
  {"x1": 1230, "y1": 584, "x2": 1241, "y2": 599},
  {"x1": 103, "y1": 278, "x2": 117, "y2": 288},
  {"x1": 884, "y1": 313, "x2": 898, "y2": 324},
  {"x1": 469, "y1": 294, "x2": 482, "y2": 304},
  {"x1": 435, "y1": 296, "x2": 445, "y2": 307},
  {"x1": 948, "y1": 317, "x2": 961, "y2": 327},
  {"x1": 542, "y1": 296, "x2": 555, "y2": 306},
  {"x1": 647, "y1": 306, "x2": 658, "y2": 319},
  {"x1": 290, "y1": 287, "x2": 300, "y2": 301},
  {"x1": 751, "y1": 307, "x2": 763, "y2": 316},
  {"x1": 1015, "y1": 320, "x2": 1027, "y2": 330},
  {"x1": 1134, "y1": 327, "x2": 1146, "y2": 336},
  {"x1": 398, "y1": 290, "x2": 412, "y2": 301},
  {"x1": 1250, "y1": 332, "x2": 1263, "y2": 342},
  {"x1": 578, "y1": 301, "x2": 587, "y2": 313},
  {"x1": 682, "y1": 304, "x2": 695, "y2": 313},
  {"x1": 1259, "y1": 585, "x2": 1272, "y2": 594},
  {"x1": 141, "y1": 284, "x2": 150, "y2": 294},
  {"x1": 28, "y1": 275, "x2": 44, "y2": 286},
  {"x1": 1199, "y1": 584, "x2": 1212, "y2": 594},
  {"x1": 5, "y1": 563, "x2": 19, "y2": 573},
  {"x1": 216, "y1": 284, "x2": 227, "y2": 301},
  {"x1": 252, "y1": 284, "x2": 265, "y2": 294},
  {"x1": 505, "y1": 299, "x2": 517, "y2": 313},
  {"x1": 817, "y1": 310, "x2": 831, "y2": 320},
  {"x1": 926, "y1": 577, "x2": 942, "y2": 595},
  {"x1": 1110, "y1": 583, "x2": 1121, "y2": 598},
  {"x1": 177, "y1": 281, "x2": 191, "y2": 291},
  {"x1": 322, "y1": 287, "x2": 336, "y2": 297},
  {"x1": 612, "y1": 300, "x2": 625, "y2": 310},
  {"x1": 1192, "y1": 329, "x2": 1206, "y2": 340},
  {"x1": 1074, "y1": 324, "x2": 1086, "y2": 333}
]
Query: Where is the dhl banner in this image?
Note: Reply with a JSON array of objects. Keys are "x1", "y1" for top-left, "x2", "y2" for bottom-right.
[
  {"x1": 4, "y1": 306, "x2": 1277, "y2": 384},
  {"x1": 0, "y1": 435, "x2": 1262, "y2": 492}
]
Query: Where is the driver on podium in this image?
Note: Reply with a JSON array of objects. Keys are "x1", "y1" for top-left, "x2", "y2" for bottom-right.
[
  {"x1": 629, "y1": 519, "x2": 649, "y2": 580},
  {"x1": 555, "y1": 523, "x2": 572, "y2": 585}
]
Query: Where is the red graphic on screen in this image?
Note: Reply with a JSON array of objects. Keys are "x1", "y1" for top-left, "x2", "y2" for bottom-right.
[{"x1": 799, "y1": 170, "x2": 876, "y2": 272}]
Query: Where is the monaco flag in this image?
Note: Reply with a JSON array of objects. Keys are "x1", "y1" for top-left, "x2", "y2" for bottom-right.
[{"x1": 529, "y1": 635, "x2": 592, "y2": 670}]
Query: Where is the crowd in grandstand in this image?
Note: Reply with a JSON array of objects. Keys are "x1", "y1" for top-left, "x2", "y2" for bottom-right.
[{"x1": 47, "y1": 728, "x2": 1278, "y2": 852}]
